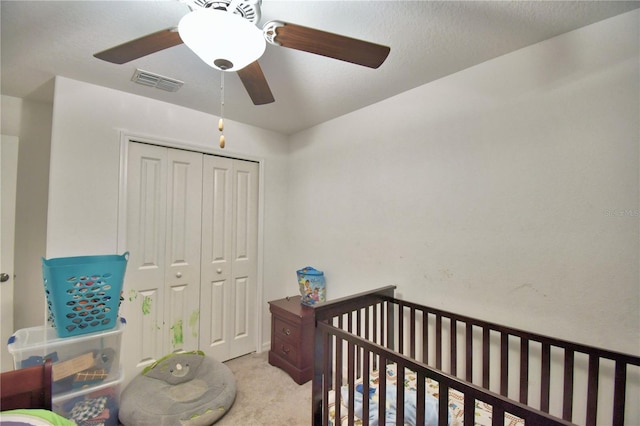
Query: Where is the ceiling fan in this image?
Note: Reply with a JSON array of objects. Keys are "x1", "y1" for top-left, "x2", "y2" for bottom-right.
[{"x1": 94, "y1": 0, "x2": 391, "y2": 106}]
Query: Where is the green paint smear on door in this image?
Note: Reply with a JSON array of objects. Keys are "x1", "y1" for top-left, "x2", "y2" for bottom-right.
[
  {"x1": 189, "y1": 310, "x2": 199, "y2": 338},
  {"x1": 128, "y1": 289, "x2": 138, "y2": 302},
  {"x1": 142, "y1": 296, "x2": 152, "y2": 315},
  {"x1": 172, "y1": 320, "x2": 184, "y2": 347}
]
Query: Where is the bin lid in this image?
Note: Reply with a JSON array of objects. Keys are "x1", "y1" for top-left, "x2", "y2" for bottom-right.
[
  {"x1": 296, "y1": 266, "x2": 323, "y2": 276},
  {"x1": 7, "y1": 317, "x2": 126, "y2": 352}
]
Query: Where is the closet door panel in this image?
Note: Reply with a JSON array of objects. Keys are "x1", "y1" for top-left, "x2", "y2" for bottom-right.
[
  {"x1": 233, "y1": 276, "x2": 249, "y2": 339},
  {"x1": 201, "y1": 156, "x2": 232, "y2": 280},
  {"x1": 229, "y1": 160, "x2": 258, "y2": 358},
  {"x1": 200, "y1": 156, "x2": 233, "y2": 361},
  {"x1": 164, "y1": 149, "x2": 203, "y2": 352},
  {"x1": 123, "y1": 143, "x2": 167, "y2": 373},
  {"x1": 200, "y1": 278, "x2": 227, "y2": 353}
]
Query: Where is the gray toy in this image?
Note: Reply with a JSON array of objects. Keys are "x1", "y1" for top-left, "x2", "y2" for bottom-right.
[{"x1": 119, "y1": 351, "x2": 236, "y2": 426}]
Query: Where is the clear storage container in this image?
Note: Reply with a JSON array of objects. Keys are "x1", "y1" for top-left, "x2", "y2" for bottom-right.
[
  {"x1": 52, "y1": 368, "x2": 123, "y2": 426},
  {"x1": 7, "y1": 318, "x2": 125, "y2": 395}
]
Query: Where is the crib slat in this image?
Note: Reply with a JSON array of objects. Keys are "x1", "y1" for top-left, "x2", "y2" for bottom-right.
[
  {"x1": 586, "y1": 354, "x2": 599, "y2": 426},
  {"x1": 335, "y1": 336, "x2": 343, "y2": 424},
  {"x1": 356, "y1": 309, "x2": 362, "y2": 378},
  {"x1": 492, "y1": 405, "x2": 505, "y2": 426},
  {"x1": 380, "y1": 302, "x2": 385, "y2": 348},
  {"x1": 396, "y1": 365, "x2": 405, "y2": 426},
  {"x1": 423, "y1": 310, "x2": 429, "y2": 365},
  {"x1": 362, "y1": 350, "x2": 370, "y2": 426},
  {"x1": 364, "y1": 306, "x2": 369, "y2": 341},
  {"x1": 482, "y1": 327, "x2": 490, "y2": 389},
  {"x1": 466, "y1": 323, "x2": 473, "y2": 382},
  {"x1": 612, "y1": 360, "x2": 626, "y2": 426},
  {"x1": 379, "y1": 355, "x2": 387, "y2": 424},
  {"x1": 451, "y1": 318, "x2": 458, "y2": 376},
  {"x1": 464, "y1": 392, "x2": 475, "y2": 426},
  {"x1": 436, "y1": 314, "x2": 443, "y2": 369},
  {"x1": 398, "y1": 303, "x2": 405, "y2": 355},
  {"x1": 500, "y1": 332, "x2": 508, "y2": 397},
  {"x1": 562, "y1": 349, "x2": 574, "y2": 422},
  {"x1": 387, "y1": 300, "x2": 394, "y2": 351},
  {"x1": 410, "y1": 307, "x2": 416, "y2": 359},
  {"x1": 416, "y1": 370, "x2": 426, "y2": 426},
  {"x1": 347, "y1": 341, "x2": 355, "y2": 426},
  {"x1": 373, "y1": 305, "x2": 379, "y2": 371},
  {"x1": 438, "y1": 380, "x2": 449, "y2": 426},
  {"x1": 541, "y1": 342, "x2": 551, "y2": 412},
  {"x1": 520, "y1": 338, "x2": 529, "y2": 404},
  {"x1": 372, "y1": 305, "x2": 377, "y2": 344},
  {"x1": 321, "y1": 330, "x2": 331, "y2": 426}
]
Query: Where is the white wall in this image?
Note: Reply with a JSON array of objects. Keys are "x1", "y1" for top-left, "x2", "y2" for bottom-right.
[
  {"x1": 286, "y1": 10, "x2": 639, "y2": 357},
  {"x1": 45, "y1": 77, "x2": 290, "y2": 348}
]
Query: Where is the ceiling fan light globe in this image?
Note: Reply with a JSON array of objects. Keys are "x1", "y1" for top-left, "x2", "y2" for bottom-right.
[{"x1": 178, "y1": 8, "x2": 265, "y2": 71}]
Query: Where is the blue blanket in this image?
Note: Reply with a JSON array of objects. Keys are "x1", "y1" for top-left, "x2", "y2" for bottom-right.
[{"x1": 340, "y1": 383, "x2": 451, "y2": 426}]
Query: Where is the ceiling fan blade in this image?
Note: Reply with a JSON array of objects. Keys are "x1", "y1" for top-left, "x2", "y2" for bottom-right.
[
  {"x1": 94, "y1": 28, "x2": 183, "y2": 64},
  {"x1": 268, "y1": 22, "x2": 390, "y2": 69},
  {"x1": 236, "y1": 61, "x2": 275, "y2": 105}
]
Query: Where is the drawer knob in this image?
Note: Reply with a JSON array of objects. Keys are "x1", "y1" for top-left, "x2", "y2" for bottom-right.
[
  {"x1": 282, "y1": 327, "x2": 291, "y2": 336},
  {"x1": 280, "y1": 345, "x2": 290, "y2": 354}
]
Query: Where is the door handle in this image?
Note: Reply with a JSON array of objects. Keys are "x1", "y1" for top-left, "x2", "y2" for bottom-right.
[{"x1": 0, "y1": 273, "x2": 10, "y2": 283}]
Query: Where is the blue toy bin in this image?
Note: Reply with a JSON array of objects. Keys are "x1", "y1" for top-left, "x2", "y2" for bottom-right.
[
  {"x1": 42, "y1": 252, "x2": 129, "y2": 338},
  {"x1": 297, "y1": 266, "x2": 326, "y2": 306}
]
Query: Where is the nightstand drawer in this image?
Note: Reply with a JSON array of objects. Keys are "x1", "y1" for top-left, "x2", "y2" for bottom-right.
[
  {"x1": 273, "y1": 317, "x2": 299, "y2": 343},
  {"x1": 273, "y1": 336, "x2": 299, "y2": 365}
]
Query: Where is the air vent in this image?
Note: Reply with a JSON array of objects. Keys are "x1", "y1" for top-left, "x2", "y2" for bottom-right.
[{"x1": 131, "y1": 69, "x2": 184, "y2": 92}]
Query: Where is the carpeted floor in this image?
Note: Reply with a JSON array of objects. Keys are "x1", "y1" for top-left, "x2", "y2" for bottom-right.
[{"x1": 216, "y1": 351, "x2": 312, "y2": 425}]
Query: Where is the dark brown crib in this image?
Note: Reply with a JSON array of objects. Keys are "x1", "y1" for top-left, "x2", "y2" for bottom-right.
[{"x1": 312, "y1": 286, "x2": 640, "y2": 426}]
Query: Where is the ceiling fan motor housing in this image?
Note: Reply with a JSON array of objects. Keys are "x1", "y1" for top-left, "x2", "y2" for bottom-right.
[{"x1": 181, "y1": 0, "x2": 261, "y2": 24}]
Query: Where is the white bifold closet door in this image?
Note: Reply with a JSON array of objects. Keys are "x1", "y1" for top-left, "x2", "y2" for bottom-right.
[
  {"x1": 122, "y1": 142, "x2": 258, "y2": 382},
  {"x1": 199, "y1": 155, "x2": 258, "y2": 362}
]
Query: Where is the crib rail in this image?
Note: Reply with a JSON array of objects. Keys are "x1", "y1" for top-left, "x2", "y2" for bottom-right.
[
  {"x1": 312, "y1": 286, "x2": 640, "y2": 426},
  {"x1": 386, "y1": 297, "x2": 640, "y2": 426},
  {"x1": 316, "y1": 323, "x2": 573, "y2": 426}
]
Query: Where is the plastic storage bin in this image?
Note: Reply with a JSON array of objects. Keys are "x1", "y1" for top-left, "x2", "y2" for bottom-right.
[
  {"x1": 7, "y1": 318, "x2": 125, "y2": 396},
  {"x1": 42, "y1": 252, "x2": 128, "y2": 337},
  {"x1": 52, "y1": 368, "x2": 123, "y2": 426}
]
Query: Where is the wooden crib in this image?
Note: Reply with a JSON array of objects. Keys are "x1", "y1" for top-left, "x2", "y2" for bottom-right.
[{"x1": 311, "y1": 286, "x2": 640, "y2": 426}]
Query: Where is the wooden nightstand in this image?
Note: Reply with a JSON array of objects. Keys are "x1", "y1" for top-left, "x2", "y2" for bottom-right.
[{"x1": 268, "y1": 295, "x2": 314, "y2": 384}]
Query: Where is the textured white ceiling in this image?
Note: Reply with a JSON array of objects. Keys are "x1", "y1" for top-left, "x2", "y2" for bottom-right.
[{"x1": 2, "y1": 1, "x2": 638, "y2": 135}]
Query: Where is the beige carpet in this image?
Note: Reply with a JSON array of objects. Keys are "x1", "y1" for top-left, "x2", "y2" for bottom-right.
[{"x1": 216, "y1": 352, "x2": 312, "y2": 425}]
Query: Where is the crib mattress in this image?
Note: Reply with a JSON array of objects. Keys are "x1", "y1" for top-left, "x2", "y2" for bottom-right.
[{"x1": 327, "y1": 364, "x2": 524, "y2": 426}]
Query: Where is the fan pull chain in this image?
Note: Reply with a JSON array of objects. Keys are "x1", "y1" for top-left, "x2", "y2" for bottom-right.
[{"x1": 219, "y1": 72, "x2": 225, "y2": 149}]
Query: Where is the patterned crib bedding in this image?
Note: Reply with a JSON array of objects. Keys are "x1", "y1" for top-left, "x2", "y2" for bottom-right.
[{"x1": 328, "y1": 364, "x2": 524, "y2": 426}]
